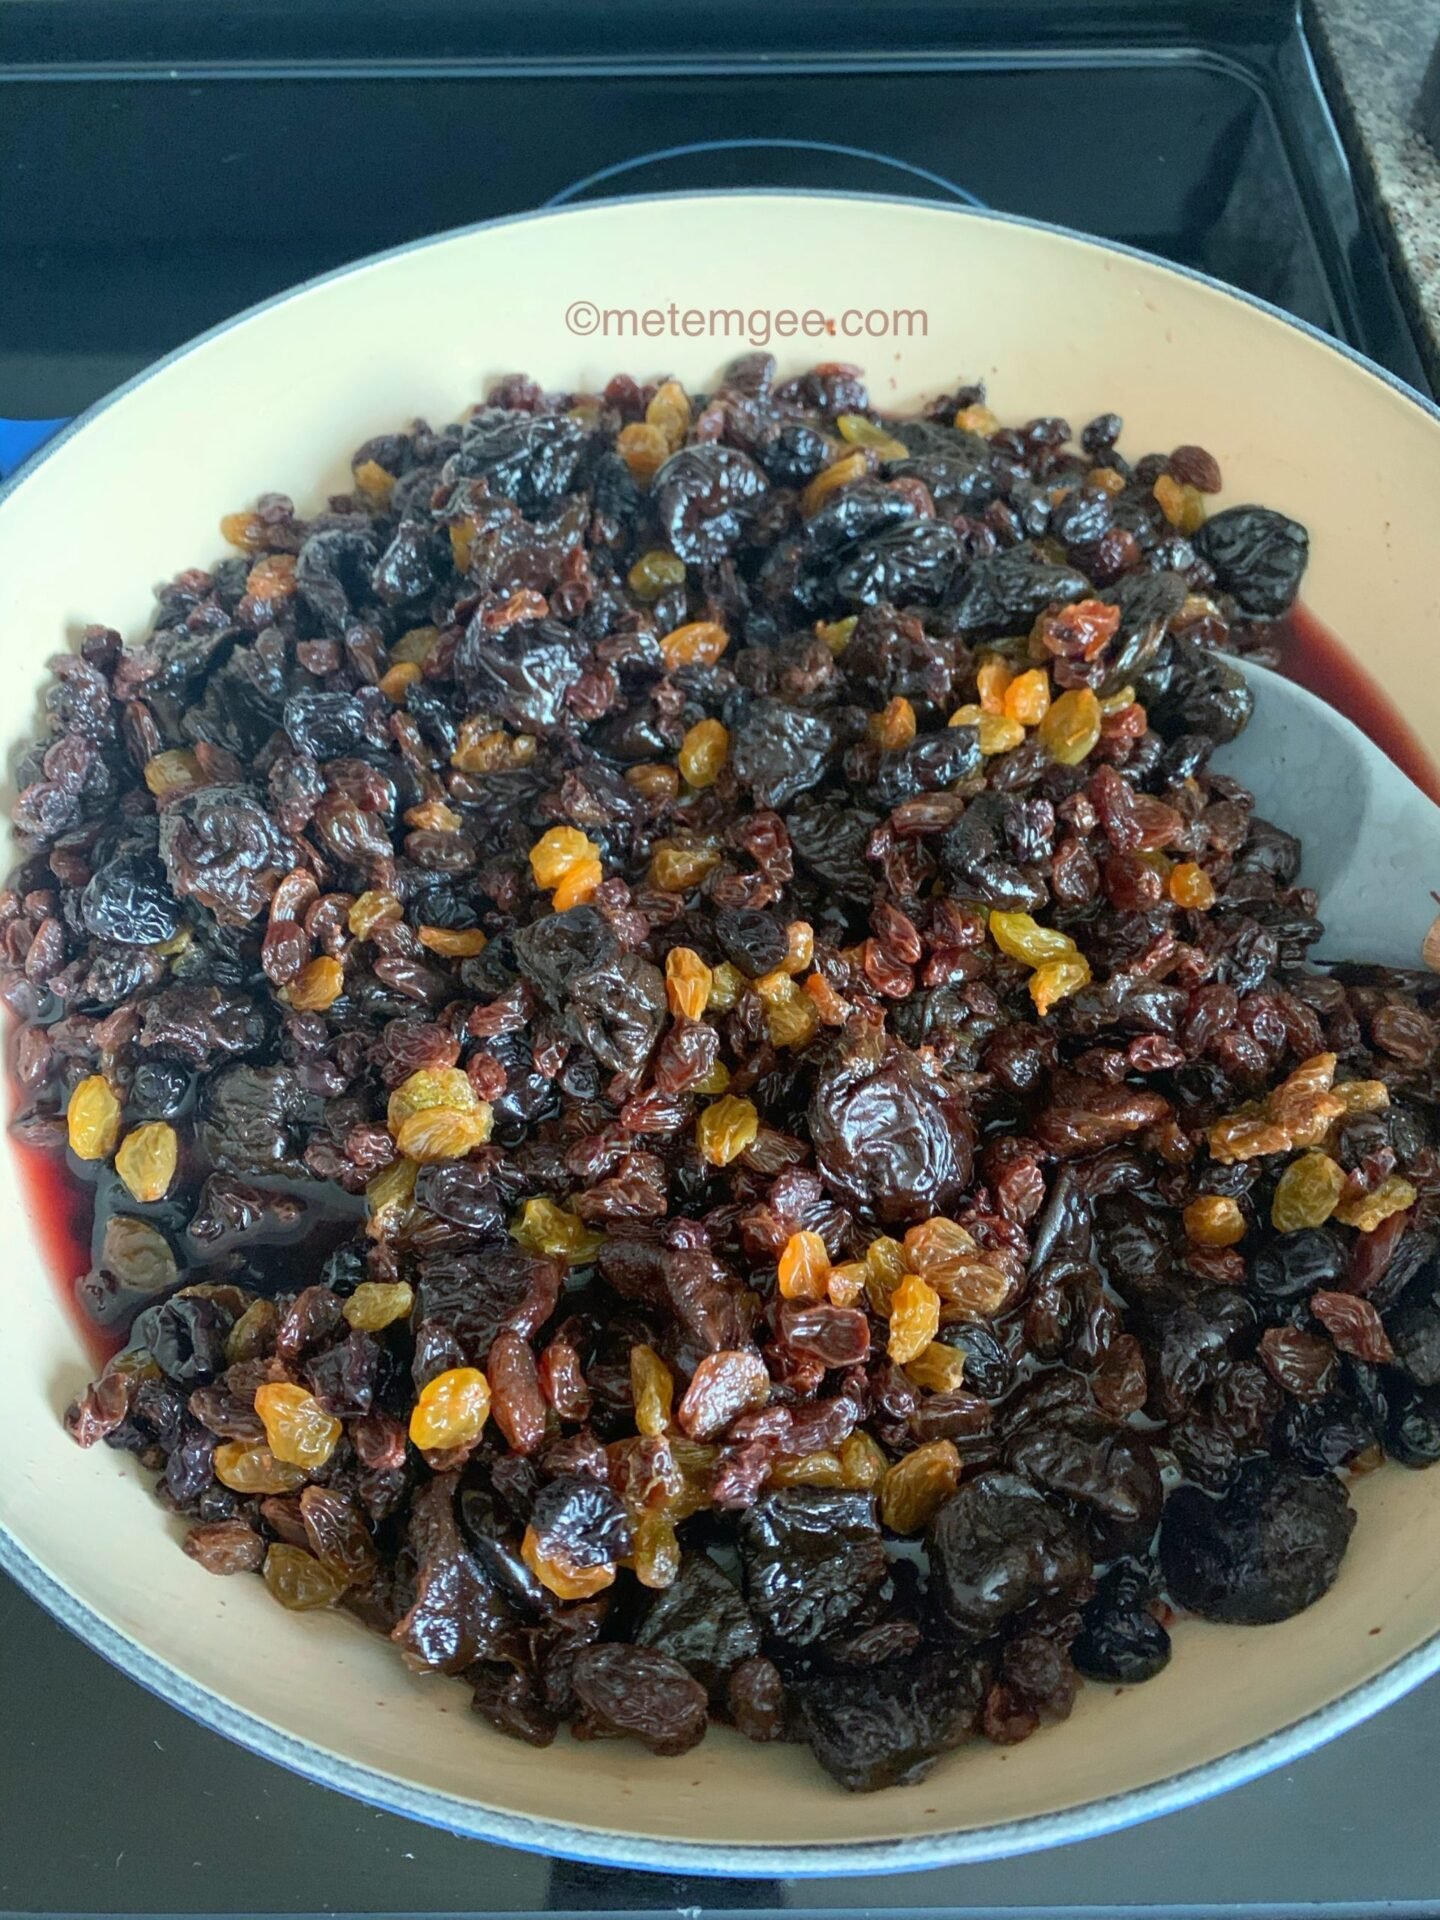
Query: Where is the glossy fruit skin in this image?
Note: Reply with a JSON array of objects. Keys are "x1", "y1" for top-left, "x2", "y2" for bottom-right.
[
  {"x1": 740, "y1": 1489, "x2": 887, "y2": 1646},
  {"x1": 31, "y1": 357, "x2": 1440, "y2": 1793},
  {"x1": 929, "y1": 1472, "x2": 1091, "y2": 1636},
  {"x1": 1159, "y1": 1458, "x2": 1355, "y2": 1624}
]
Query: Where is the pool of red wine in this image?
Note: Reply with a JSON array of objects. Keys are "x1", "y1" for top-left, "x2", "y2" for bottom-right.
[{"x1": 16, "y1": 603, "x2": 1440, "y2": 1371}]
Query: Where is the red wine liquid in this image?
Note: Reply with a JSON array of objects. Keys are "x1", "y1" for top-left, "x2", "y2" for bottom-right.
[
  {"x1": 1272, "y1": 604, "x2": 1440, "y2": 804},
  {"x1": 18, "y1": 604, "x2": 1440, "y2": 1375}
]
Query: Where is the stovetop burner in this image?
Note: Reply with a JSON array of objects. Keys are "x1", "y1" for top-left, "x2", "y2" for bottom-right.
[{"x1": 1, "y1": 4, "x2": 1435, "y2": 1913}]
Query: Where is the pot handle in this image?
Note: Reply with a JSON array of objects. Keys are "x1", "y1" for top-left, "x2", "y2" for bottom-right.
[{"x1": 543, "y1": 138, "x2": 986, "y2": 209}]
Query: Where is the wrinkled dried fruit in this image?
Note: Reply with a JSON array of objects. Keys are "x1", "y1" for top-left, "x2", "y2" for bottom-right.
[
  {"x1": 1271, "y1": 1153, "x2": 1346, "y2": 1232},
  {"x1": 409, "y1": 1367, "x2": 491, "y2": 1450},
  {"x1": 887, "y1": 1273, "x2": 942, "y2": 1365},
  {"x1": 114, "y1": 1121, "x2": 179, "y2": 1203},
  {"x1": 697, "y1": 1095, "x2": 759, "y2": 1167},
  {"x1": 254, "y1": 1382, "x2": 342, "y2": 1470},
  {"x1": 67, "y1": 1076, "x2": 122, "y2": 1160},
  {"x1": 880, "y1": 1439, "x2": 961, "y2": 1532}
]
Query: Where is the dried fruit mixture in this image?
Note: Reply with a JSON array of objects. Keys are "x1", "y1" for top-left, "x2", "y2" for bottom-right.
[{"x1": 9, "y1": 356, "x2": 1439, "y2": 1793}]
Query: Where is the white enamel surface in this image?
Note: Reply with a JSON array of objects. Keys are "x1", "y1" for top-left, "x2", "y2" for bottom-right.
[{"x1": 2, "y1": 195, "x2": 1440, "y2": 1870}]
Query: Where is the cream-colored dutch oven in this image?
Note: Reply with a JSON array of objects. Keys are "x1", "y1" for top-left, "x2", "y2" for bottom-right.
[{"x1": 1, "y1": 193, "x2": 1438, "y2": 1875}]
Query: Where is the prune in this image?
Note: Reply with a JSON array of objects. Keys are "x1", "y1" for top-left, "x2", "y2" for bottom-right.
[
  {"x1": 810, "y1": 1035, "x2": 973, "y2": 1225},
  {"x1": 81, "y1": 853, "x2": 180, "y2": 947},
  {"x1": 1159, "y1": 1457, "x2": 1354, "y2": 1624},
  {"x1": 785, "y1": 795, "x2": 880, "y2": 900},
  {"x1": 1194, "y1": 505, "x2": 1308, "y2": 618},
  {"x1": 740, "y1": 1489, "x2": 886, "y2": 1646},
  {"x1": 1139, "y1": 635, "x2": 1253, "y2": 745},
  {"x1": 446, "y1": 408, "x2": 592, "y2": 514},
  {"x1": 732, "y1": 697, "x2": 838, "y2": 810},
  {"x1": 1072, "y1": 1563, "x2": 1171, "y2": 1684},
  {"x1": 799, "y1": 1648, "x2": 984, "y2": 1792},
  {"x1": 199, "y1": 1063, "x2": 311, "y2": 1178},
  {"x1": 1383, "y1": 1380, "x2": 1440, "y2": 1468},
  {"x1": 571, "y1": 1643, "x2": 708, "y2": 1755},
  {"x1": 282, "y1": 691, "x2": 377, "y2": 760},
  {"x1": 1007, "y1": 1412, "x2": 1162, "y2": 1549},
  {"x1": 159, "y1": 786, "x2": 295, "y2": 925},
  {"x1": 295, "y1": 527, "x2": 381, "y2": 630},
  {"x1": 715, "y1": 909, "x2": 789, "y2": 979},
  {"x1": 412, "y1": 1243, "x2": 562, "y2": 1365},
  {"x1": 635, "y1": 1553, "x2": 760, "y2": 1696},
  {"x1": 1384, "y1": 1273, "x2": 1440, "y2": 1386},
  {"x1": 564, "y1": 952, "x2": 666, "y2": 1075},
  {"x1": 943, "y1": 545, "x2": 1091, "y2": 634},
  {"x1": 654, "y1": 444, "x2": 769, "y2": 565},
  {"x1": 129, "y1": 1295, "x2": 232, "y2": 1386},
  {"x1": 929, "y1": 1472, "x2": 1091, "y2": 1635},
  {"x1": 529, "y1": 1473, "x2": 631, "y2": 1570},
  {"x1": 832, "y1": 521, "x2": 961, "y2": 608}
]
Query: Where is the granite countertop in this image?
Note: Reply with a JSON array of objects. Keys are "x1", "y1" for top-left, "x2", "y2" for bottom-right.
[{"x1": 1309, "y1": 0, "x2": 1440, "y2": 387}]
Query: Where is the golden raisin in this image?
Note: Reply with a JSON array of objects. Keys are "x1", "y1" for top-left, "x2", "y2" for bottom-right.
[
  {"x1": 392, "y1": 625, "x2": 440, "y2": 665},
  {"x1": 1208, "y1": 1110, "x2": 1293, "y2": 1163},
  {"x1": 869, "y1": 695, "x2": 918, "y2": 751},
  {"x1": 114, "y1": 1122, "x2": 179, "y2": 1204},
  {"x1": 67, "y1": 1075, "x2": 121, "y2": 1161},
  {"x1": 827, "y1": 1260, "x2": 868, "y2": 1308},
  {"x1": 143, "y1": 748, "x2": 201, "y2": 797},
  {"x1": 417, "y1": 925, "x2": 488, "y2": 958},
  {"x1": 1154, "y1": 473, "x2": 1206, "y2": 533},
  {"x1": 1030, "y1": 954, "x2": 1091, "y2": 1016},
  {"x1": 664, "y1": 946, "x2": 713, "y2": 1022},
  {"x1": 778, "y1": 1230, "x2": 830, "y2": 1302},
  {"x1": 660, "y1": 620, "x2": 729, "y2": 672},
  {"x1": 782, "y1": 921, "x2": 815, "y2": 974},
  {"x1": 648, "y1": 836, "x2": 722, "y2": 892},
  {"x1": 616, "y1": 421, "x2": 670, "y2": 484},
  {"x1": 632, "y1": 1511, "x2": 681, "y2": 1590},
  {"x1": 530, "y1": 825, "x2": 600, "y2": 891},
  {"x1": 840, "y1": 1430, "x2": 889, "y2": 1490},
  {"x1": 512, "y1": 1195, "x2": 604, "y2": 1265},
  {"x1": 625, "y1": 762, "x2": 681, "y2": 806},
  {"x1": 394, "y1": 1104, "x2": 491, "y2": 1163},
  {"x1": 627, "y1": 549, "x2": 686, "y2": 601},
  {"x1": 1183, "y1": 1193, "x2": 1247, "y2": 1247},
  {"x1": 954, "y1": 403, "x2": 999, "y2": 435},
  {"x1": 1334, "y1": 1079, "x2": 1390, "y2": 1114},
  {"x1": 254, "y1": 1383, "x2": 343, "y2": 1470},
  {"x1": 1334, "y1": 1174, "x2": 1418, "y2": 1232},
  {"x1": 1003, "y1": 667, "x2": 1052, "y2": 726},
  {"x1": 452, "y1": 720, "x2": 536, "y2": 775},
  {"x1": 1087, "y1": 465, "x2": 1126, "y2": 494},
  {"x1": 1099, "y1": 683, "x2": 1137, "y2": 717},
  {"x1": 622, "y1": 1347, "x2": 672, "y2": 1443},
  {"x1": 864, "y1": 1234, "x2": 909, "y2": 1314},
  {"x1": 977, "y1": 712, "x2": 1026, "y2": 756},
  {"x1": 343, "y1": 1280, "x2": 415, "y2": 1331},
  {"x1": 410, "y1": 1366, "x2": 491, "y2": 1451},
  {"x1": 348, "y1": 889, "x2": 402, "y2": 937},
  {"x1": 905, "y1": 1342, "x2": 968, "y2": 1393},
  {"x1": 552, "y1": 856, "x2": 603, "y2": 911},
  {"x1": 379, "y1": 661, "x2": 421, "y2": 701},
  {"x1": 646, "y1": 379, "x2": 691, "y2": 449},
  {"x1": 226, "y1": 1298, "x2": 279, "y2": 1365},
  {"x1": 706, "y1": 959, "x2": 745, "y2": 1011},
  {"x1": 692, "y1": 1059, "x2": 730, "y2": 1095},
  {"x1": 522, "y1": 1526, "x2": 616, "y2": 1598},
  {"x1": 219, "y1": 510, "x2": 266, "y2": 551},
  {"x1": 887, "y1": 1272, "x2": 942, "y2": 1364},
  {"x1": 836, "y1": 411, "x2": 909, "y2": 459},
  {"x1": 245, "y1": 552, "x2": 298, "y2": 604},
  {"x1": 1039, "y1": 687, "x2": 1103, "y2": 765},
  {"x1": 989, "y1": 911, "x2": 1079, "y2": 967},
  {"x1": 263, "y1": 1543, "x2": 347, "y2": 1611},
  {"x1": 1169, "y1": 862, "x2": 1217, "y2": 910},
  {"x1": 801, "y1": 449, "x2": 870, "y2": 516},
  {"x1": 757, "y1": 972, "x2": 820, "y2": 1049},
  {"x1": 213, "y1": 1441, "x2": 306, "y2": 1496},
  {"x1": 352, "y1": 458, "x2": 395, "y2": 504},
  {"x1": 678, "y1": 717, "x2": 729, "y2": 788},
  {"x1": 697, "y1": 1095, "x2": 760, "y2": 1167},
  {"x1": 815, "y1": 614, "x2": 858, "y2": 655},
  {"x1": 976, "y1": 658, "x2": 1014, "y2": 714},
  {"x1": 1271, "y1": 1153, "x2": 1346, "y2": 1232},
  {"x1": 880, "y1": 1440, "x2": 961, "y2": 1533},
  {"x1": 286, "y1": 955, "x2": 344, "y2": 1012},
  {"x1": 769, "y1": 1449, "x2": 846, "y2": 1488},
  {"x1": 387, "y1": 1067, "x2": 479, "y2": 1131},
  {"x1": 365, "y1": 1156, "x2": 418, "y2": 1238}
]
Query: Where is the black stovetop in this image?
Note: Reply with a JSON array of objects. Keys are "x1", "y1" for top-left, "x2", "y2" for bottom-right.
[{"x1": 0, "y1": 4, "x2": 1434, "y2": 1915}]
